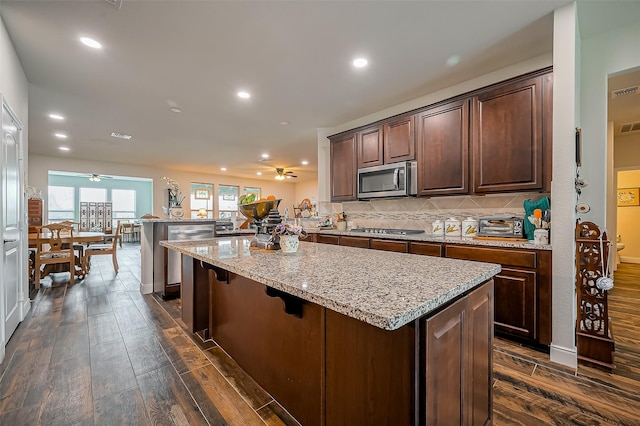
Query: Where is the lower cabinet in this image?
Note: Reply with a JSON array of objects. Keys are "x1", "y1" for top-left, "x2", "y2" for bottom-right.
[{"x1": 315, "y1": 233, "x2": 551, "y2": 348}]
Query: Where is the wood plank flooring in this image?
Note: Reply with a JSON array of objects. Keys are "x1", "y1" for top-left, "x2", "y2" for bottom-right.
[{"x1": 1, "y1": 245, "x2": 639, "y2": 425}]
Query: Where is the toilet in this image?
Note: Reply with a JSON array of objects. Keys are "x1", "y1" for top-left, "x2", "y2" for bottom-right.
[{"x1": 616, "y1": 235, "x2": 625, "y2": 265}]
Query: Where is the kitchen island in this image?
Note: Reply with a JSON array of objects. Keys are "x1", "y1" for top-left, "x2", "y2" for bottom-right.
[{"x1": 161, "y1": 237, "x2": 500, "y2": 426}]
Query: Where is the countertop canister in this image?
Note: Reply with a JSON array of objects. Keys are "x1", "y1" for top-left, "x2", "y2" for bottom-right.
[
  {"x1": 432, "y1": 220, "x2": 444, "y2": 235},
  {"x1": 445, "y1": 217, "x2": 461, "y2": 236},
  {"x1": 462, "y1": 217, "x2": 478, "y2": 238}
]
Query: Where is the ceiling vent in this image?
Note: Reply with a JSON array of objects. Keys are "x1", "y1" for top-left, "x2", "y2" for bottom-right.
[
  {"x1": 611, "y1": 85, "x2": 638, "y2": 98},
  {"x1": 619, "y1": 121, "x2": 640, "y2": 134}
]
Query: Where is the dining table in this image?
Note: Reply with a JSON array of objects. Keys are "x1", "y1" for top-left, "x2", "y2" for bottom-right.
[{"x1": 29, "y1": 231, "x2": 105, "y2": 278}]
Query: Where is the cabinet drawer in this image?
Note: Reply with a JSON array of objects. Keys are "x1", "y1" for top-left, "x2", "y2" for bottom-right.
[
  {"x1": 370, "y1": 239, "x2": 408, "y2": 253},
  {"x1": 339, "y1": 236, "x2": 370, "y2": 248},
  {"x1": 409, "y1": 242, "x2": 443, "y2": 257},
  {"x1": 445, "y1": 245, "x2": 536, "y2": 269},
  {"x1": 317, "y1": 234, "x2": 340, "y2": 245}
]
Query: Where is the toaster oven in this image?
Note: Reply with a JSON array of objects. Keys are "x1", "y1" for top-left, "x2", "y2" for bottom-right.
[{"x1": 477, "y1": 217, "x2": 524, "y2": 238}]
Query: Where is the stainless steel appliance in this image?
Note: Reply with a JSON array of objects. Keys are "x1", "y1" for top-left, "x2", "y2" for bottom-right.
[
  {"x1": 351, "y1": 228, "x2": 425, "y2": 235},
  {"x1": 357, "y1": 161, "x2": 417, "y2": 199},
  {"x1": 477, "y1": 217, "x2": 524, "y2": 238}
]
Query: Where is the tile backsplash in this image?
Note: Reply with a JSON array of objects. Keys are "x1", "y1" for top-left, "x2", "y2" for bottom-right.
[{"x1": 318, "y1": 193, "x2": 550, "y2": 231}]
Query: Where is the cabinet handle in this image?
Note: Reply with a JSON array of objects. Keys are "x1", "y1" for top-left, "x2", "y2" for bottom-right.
[{"x1": 393, "y1": 168, "x2": 399, "y2": 190}]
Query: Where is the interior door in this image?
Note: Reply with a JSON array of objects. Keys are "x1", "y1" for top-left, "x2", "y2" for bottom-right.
[{"x1": 2, "y1": 98, "x2": 24, "y2": 346}]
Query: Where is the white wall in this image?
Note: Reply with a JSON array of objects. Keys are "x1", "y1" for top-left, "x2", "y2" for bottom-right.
[
  {"x1": 0, "y1": 15, "x2": 30, "y2": 361},
  {"x1": 28, "y1": 155, "x2": 298, "y2": 224}
]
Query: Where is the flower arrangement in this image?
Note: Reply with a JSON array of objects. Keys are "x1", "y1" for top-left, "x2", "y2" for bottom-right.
[
  {"x1": 272, "y1": 223, "x2": 307, "y2": 239},
  {"x1": 162, "y1": 176, "x2": 185, "y2": 207}
]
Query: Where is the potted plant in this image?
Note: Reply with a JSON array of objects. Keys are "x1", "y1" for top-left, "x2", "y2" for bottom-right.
[
  {"x1": 272, "y1": 223, "x2": 307, "y2": 253},
  {"x1": 163, "y1": 176, "x2": 185, "y2": 218}
]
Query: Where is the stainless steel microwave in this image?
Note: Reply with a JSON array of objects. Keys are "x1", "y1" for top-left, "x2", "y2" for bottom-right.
[{"x1": 357, "y1": 161, "x2": 417, "y2": 199}]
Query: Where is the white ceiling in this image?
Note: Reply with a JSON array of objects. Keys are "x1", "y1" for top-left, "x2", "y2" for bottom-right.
[{"x1": 7, "y1": 0, "x2": 629, "y2": 183}]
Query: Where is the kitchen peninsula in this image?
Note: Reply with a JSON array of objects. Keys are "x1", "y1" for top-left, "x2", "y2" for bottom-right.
[{"x1": 161, "y1": 236, "x2": 500, "y2": 425}]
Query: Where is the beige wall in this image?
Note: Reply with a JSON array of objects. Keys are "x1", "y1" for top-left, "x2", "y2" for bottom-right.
[
  {"x1": 617, "y1": 169, "x2": 640, "y2": 263},
  {"x1": 28, "y1": 154, "x2": 299, "y2": 224},
  {"x1": 615, "y1": 132, "x2": 640, "y2": 169}
]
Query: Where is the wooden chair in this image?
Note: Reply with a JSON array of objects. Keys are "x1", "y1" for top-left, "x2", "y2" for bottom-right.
[
  {"x1": 34, "y1": 223, "x2": 76, "y2": 289},
  {"x1": 120, "y1": 222, "x2": 134, "y2": 245},
  {"x1": 83, "y1": 222, "x2": 121, "y2": 274}
]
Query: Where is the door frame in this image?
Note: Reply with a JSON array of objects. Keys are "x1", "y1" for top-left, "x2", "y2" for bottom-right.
[{"x1": 1, "y1": 95, "x2": 27, "y2": 363}]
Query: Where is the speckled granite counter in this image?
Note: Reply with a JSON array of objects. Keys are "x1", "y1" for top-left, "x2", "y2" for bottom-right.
[
  {"x1": 160, "y1": 236, "x2": 500, "y2": 330},
  {"x1": 308, "y1": 228, "x2": 552, "y2": 250}
]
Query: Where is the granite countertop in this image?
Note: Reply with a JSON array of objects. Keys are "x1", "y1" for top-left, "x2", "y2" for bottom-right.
[
  {"x1": 307, "y1": 228, "x2": 552, "y2": 250},
  {"x1": 160, "y1": 236, "x2": 500, "y2": 331}
]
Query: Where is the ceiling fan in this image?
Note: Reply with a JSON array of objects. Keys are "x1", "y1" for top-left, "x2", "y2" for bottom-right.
[
  {"x1": 86, "y1": 173, "x2": 113, "y2": 182},
  {"x1": 275, "y1": 168, "x2": 297, "y2": 180}
]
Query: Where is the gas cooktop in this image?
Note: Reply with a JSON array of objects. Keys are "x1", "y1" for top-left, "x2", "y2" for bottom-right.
[{"x1": 351, "y1": 228, "x2": 425, "y2": 235}]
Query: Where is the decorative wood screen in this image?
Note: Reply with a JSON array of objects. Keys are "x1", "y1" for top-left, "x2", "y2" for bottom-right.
[
  {"x1": 575, "y1": 220, "x2": 614, "y2": 371},
  {"x1": 80, "y1": 202, "x2": 113, "y2": 233}
]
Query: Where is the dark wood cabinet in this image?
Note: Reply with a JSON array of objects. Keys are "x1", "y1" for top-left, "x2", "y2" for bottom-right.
[
  {"x1": 384, "y1": 114, "x2": 415, "y2": 164},
  {"x1": 409, "y1": 241, "x2": 443, "y2": 257},
  {"x1": 339, "y1": 235, "x2": 370, "y2": 248},
  {"x1": 370, "y1": 238, "x2": 407, "y2": 253},
  {"x1": 445, "y1": 244, "x2": 551, "y2": 346},
  {"x1": 472, "y1": 75, "x2": 545, "y2": 193},
  {"x1": 28, "y1": 199, "x2": 43, "y2": 233},
  {"x1": 422, "y1": 279, "x2": 493, "y2": 425},
  {"x1": 357, "y1": 125, "x2": 383, "y2": 169},
  {"x1": 330, "y1": 132, "x2": 358, "y2": 202},
  {"x1": 416, "y1": 99, "x2": 470, "y2": 195},
  {"x1": 316, "y1": 234, "x2": 340, "y2": 245}
]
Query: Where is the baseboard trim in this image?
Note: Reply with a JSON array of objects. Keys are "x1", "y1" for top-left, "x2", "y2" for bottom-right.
[
  {"x1": 550, "y1": 344, "x2": 577, "y2": 368},
  {"x1": 140, "y1": 282, "x2": 153, "y2": 295},
  {"x1": 619, "y1": 256, "x2": 640, "y2": 264},
  {"x1": 21, "y1": 299, "x2": 31, "y2": 320}
]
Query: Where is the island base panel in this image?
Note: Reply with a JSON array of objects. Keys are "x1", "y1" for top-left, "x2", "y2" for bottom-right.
[{"x1": 209, "y1": 272, "x2": 323, "y2": 426}]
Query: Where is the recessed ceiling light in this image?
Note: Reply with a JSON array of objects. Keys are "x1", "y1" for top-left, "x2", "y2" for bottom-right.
[
  {"x1": 54, "y1": 133, "x2": 68, "y2": 139},
  {"x1": 256, "y1": 172, "x2": 262, "y2": 176},
  {"x1": 80, "y1": 37, "x2": 102, "y2": 49},
  {"x1": 301, "y1": 160, "x2": 309, "y2": 166},
  {"x1": 261, "y1": 153, "x2": 269, "y2": 159},
  {"x1": 49, "y1": 113, "x2": 64, "y2": 120},
  {"x1": 353, "y1": 58, "x2": 368, "y2": 68},
  {"x1": 221, "y1": 167, "x2": 227, "y2": 171},
  {"x1": 59, "y1": 146, "x2": 70, "y2": 151},
  {"x1": 237, "y1": 91, "x2": 251, "y2": 99},
  {"x1": 446, "y1": 55, "x2": 461, "y2": 67},
  {"x1": 280, "y1": 121, "x2": 289, "y2": 126},
  {"x1": 111, "y1": 132, "x2": 132, "y2": 140},
  {"x1": 169, "y1": 107, "x2": 182, "y2": 113}
]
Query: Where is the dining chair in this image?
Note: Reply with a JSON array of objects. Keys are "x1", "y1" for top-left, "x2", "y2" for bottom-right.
[
  {"x1": 83, "y1": 221, "x2": 121, "y2": 274},
  {"x1": 34, "y1": 222, "x2": 76, "y2": 289},
  {"x1": 120, "y1": 222, "x2": 134, "y2": 245}
]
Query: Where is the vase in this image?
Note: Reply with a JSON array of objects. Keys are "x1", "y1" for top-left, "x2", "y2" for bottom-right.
[
  {"x1": 169, "y1": 206, "x2": 184, "y2": 218},
  {"x1": 279, "y1": 234, "x2": 299, "y2": 253}
]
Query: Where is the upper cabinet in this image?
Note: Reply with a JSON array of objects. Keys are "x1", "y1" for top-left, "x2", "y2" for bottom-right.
[
  {"x1": 416, "y1": 99, "x2": 470, "y2": 196},
  {"x1": 357, "y1": 125, "x2": 384, "y2": 169},
  {"x1": 330, "y1": 132, "x2": 358, "y2": 202},
  {"x1": 383, "y1": 115, "x2": 415, "y2": 164},
  {"x1": 471, "y1": 75, "x2": 547, "y2": 193}
]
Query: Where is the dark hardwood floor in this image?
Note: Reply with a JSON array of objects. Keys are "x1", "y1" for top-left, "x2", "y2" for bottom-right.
[{"x1": 1, "y1": 246, "x2": 639, "y2": 425}]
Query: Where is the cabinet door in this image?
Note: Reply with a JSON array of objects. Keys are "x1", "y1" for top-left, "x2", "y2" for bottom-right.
[
  {"x1": 472, "y1": 76, "x2": 543, "y2": 192},
  {"x1": 416, "y1": 99, "x2": 469, "y2": 195},
  {"x1": 494, "y1": 268, "x2": 536, "y2": 340},
  {"x1": 384, "y1": 115, "x2": 415, "y2": 163},
  {"x1": 330, "y1": 133, "x2": 358, "y2": 201},
  {"x1": 357, "y1": 125, "x2": 383, "y2": 169},
  {"x1": 317, "y1": 234, "x2": 340, "y2": 245},
  {"x1": 339, "y1": 236, "x2": 370, "y2": 248},
  {"x1": 370, "y1": 239, "x2": 407, "y2": 253}
]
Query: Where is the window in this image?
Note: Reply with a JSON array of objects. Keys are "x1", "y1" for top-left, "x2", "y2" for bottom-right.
[
  {"x1": 112, "y1": 189, "x2": 136, "y2": 226},
  {"x1": 190, "y1": 183, "x2": 213, "y2": 218},
  {"x1": 79, "y1": 187, "x2": 107, "y2": 202},
  {"x1": 218, "y1": 184, "x2": 239, "y2": 222},
  {"x1": 48, "y1": 186, "x2": 75, "y2": 222}
]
